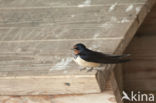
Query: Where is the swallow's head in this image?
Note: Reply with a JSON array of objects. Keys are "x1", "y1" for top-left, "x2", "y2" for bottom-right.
[{"x1": 72, "y1": 43, "x2": 86, "y2": 55}]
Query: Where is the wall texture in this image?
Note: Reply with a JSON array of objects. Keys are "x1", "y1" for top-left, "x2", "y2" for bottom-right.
[{"x1": 123, "y1": 4, "x2": 156, "y2": 92}]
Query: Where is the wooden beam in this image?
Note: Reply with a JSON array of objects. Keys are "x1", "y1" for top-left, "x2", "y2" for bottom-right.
[
  {"x1": 0, "y1": 0, "x2": 155, "y2": 96},
  {"x1": 0, "y1": 0, "x2": 147, "y2": 8},
  {"x1": 0, "y1": 65, "x2": 123, "y2": 103},
  {"x1": 0, "y1": 91, "x2": 116, "y2": 103}
]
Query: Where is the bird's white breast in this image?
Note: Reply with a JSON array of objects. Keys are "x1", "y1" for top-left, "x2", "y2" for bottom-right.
[{"x1": 73, "y1": 56, "x2": 101, "y2": 67}]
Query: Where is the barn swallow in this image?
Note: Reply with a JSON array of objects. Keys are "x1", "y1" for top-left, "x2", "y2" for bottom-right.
[{"x1": 72, "y1": 43, "x2": 130, "y2": 72}]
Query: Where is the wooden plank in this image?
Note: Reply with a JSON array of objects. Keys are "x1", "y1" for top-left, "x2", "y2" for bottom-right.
[
  {"x1": 123, "y1": 1, "x2": 156, "y2": 92},
  {"x1": 97, "y1": 65, "x2": 124, "y2": 103},
  {"x1": 0, "y1": 0, "x2": 147, "y2": 8},
  {"x1": 115, "y1": 0, "x2": 156, "y2": 54},
  {"x1": 0, "y1": 73, "x2": 116, "y2": 102},
  {"x1": 0, "y1": 4, "x2": 142, "y2": 27},
  {"x1": 0, "y1": 23, "x2": 130, "y2": 41},
  {"x1": 123, "y1": 31, "x2": 156, "y2": 91},
  {"x1": 0, "y1": 39, "x2": 121, "y2": 95},
  {"x1": 0, "y1": 39, "x2": 121, "y2": 53},
  {"x1": 0, "y1": 0, "x2": 154, "y2": 96},
  {"x1": 0, "y1": 68, "x2": 97, "y2": 77},
  {"x1": 114, "y1": 65, "x2": 123, "y2": 92},
  {"x1": 51, "y1": 91, "x2": 117, "y2": 103},
  {"x1": 0, "y1": 73, "x2": 100, "y2": 95},
  {"x1": 115, "y1": 0, "x2": 156, "y2": 96},
  {"x1": 0, "y1": 66, "x2": 115, "y2": 95},
  {"x1": 0, "y1": 38, "x2": 122, "y2": 73},
  {"x1": 0, "y1": 39, "x2": 121, "y2": 71},
  {"x1": 0, "y1": 91, "x2": 116, "y2": 103},
  {"x1": 136, "y1": 3, "x2": 156, "y2": 35},
  {"x1": 111, "y1": 70, "x2": 123, "y2": 103}
]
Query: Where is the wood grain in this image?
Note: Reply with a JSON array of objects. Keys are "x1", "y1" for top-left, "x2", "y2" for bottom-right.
[
  {"x1": 0, "y1": 0, "x2": 155, "y2": 96},
  {"x1": 124, "y1": 34, "x2": 156, "y2": 91},
  {"x1": 0, "y1": 23, "x2": 130, "y2": 41},
  {"x1": 0, "y1": 0, "x2": 147, "y2": 8},
  {"x1": 123, "y1": 1, "x2": 156, "y2": 93},
  {"x1": 0, "y1": 5, "x2": 141, "y2": 28},
  {"x1": 0, "y1": 91, "x2": 116, "y2": 103},
  {"x1": 0, "y1": 39, "x2": 121, "y2": 72},
  {"x1": 0, "y1": 74, "x2": 100, "y2": 95},
  {"x1": 136, "y1": 3, "x2": 156, "y2": 35}
]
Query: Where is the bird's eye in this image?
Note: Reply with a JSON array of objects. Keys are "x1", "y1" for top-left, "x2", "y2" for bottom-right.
[{"x1": 75, "y1": 47, "x2": 79, "y2": 50}]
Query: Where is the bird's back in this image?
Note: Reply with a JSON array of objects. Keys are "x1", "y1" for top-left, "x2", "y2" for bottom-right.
[{"x1": 79, "y1": 49, "x2": 130, "y2": 64}]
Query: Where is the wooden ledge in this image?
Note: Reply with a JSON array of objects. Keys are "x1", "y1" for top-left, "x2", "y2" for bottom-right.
[
  {"x1": 0, "y1": 66, "x2": 123, "y2": 103},
  {"x1": 0, "y1": 0, "x2": 155, "y2": 96}
]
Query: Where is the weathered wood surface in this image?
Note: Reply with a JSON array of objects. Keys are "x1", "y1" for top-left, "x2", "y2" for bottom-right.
[
  {"x1": 0, "y1": 0, "x2": 148, "y2": 8},
  {"x1": 0, "y1": 72, "x2": 100, "y2": 95},
  {"x1": 137, "y1": 3, "x2": 156, "y2": 36},
  {"x1": 123, "y1": 33, "x2": 156, "y2": 103},
  {"x1": 0, "y1": 91, "x2": 116, "y2": 103},
  {"x1": 0, "y1": 70, "x2": 121, "y2": 103},
  {"x1": 0, "y1": 0, "x2": 155, "y2": 95},
  {"x1": 124, "y1": 8, "x2": 156, "y2": 91},
  {"x1": 123, "y1": 5, "x2": 156, "y2": 103},
  {"x1": 0, "y1": 40, "x2": 121, "y2": 73}
]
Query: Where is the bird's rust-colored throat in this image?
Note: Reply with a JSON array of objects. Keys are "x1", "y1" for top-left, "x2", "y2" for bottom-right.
[
  {"x1": 74, "y1": 49, "x2": 80, "y2": 55},
  {"x1": 72, "y1": 45, "x2": 80, "y2": 55}
]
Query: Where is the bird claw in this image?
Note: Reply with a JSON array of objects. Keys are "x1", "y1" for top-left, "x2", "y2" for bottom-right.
[
  {"x1": 80, "y1": 68, "x2": 86, "y2": 71},
  {"x1": 87, "y1": 68, "x2": 93, "y2": 72},
  {"x1": 80, "y1": 67, "x2": 94, "y2": 72}
]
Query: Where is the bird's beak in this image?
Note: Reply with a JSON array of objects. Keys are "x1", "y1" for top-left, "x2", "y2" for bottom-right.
[{"x1": 71, "y1": 48, "x2": 74, "y2": 50}]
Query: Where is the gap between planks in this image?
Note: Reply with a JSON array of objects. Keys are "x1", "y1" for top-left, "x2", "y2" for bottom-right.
[
  {"x1": 0, "y1": 37, "x2": 124, "y2": 42},
  {"x1": 0, "y1": 75, "x2": 96, "y2": 79},
  {"x1": 0, "y1": 3, "x2": 146, "y2": 9}
]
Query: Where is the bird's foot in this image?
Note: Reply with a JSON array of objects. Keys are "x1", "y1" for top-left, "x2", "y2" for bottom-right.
[
  {"x1": 87, "y1": 67, "x2": 94, "y2": 72},
  {"x1": 80, "y1": 68, "x2": 86, "y2": 71}
]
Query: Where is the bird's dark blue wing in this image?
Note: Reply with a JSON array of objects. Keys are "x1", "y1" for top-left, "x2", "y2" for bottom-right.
[{"x1": 79, "y1": 49, "x2": 130, "y2": 64}]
